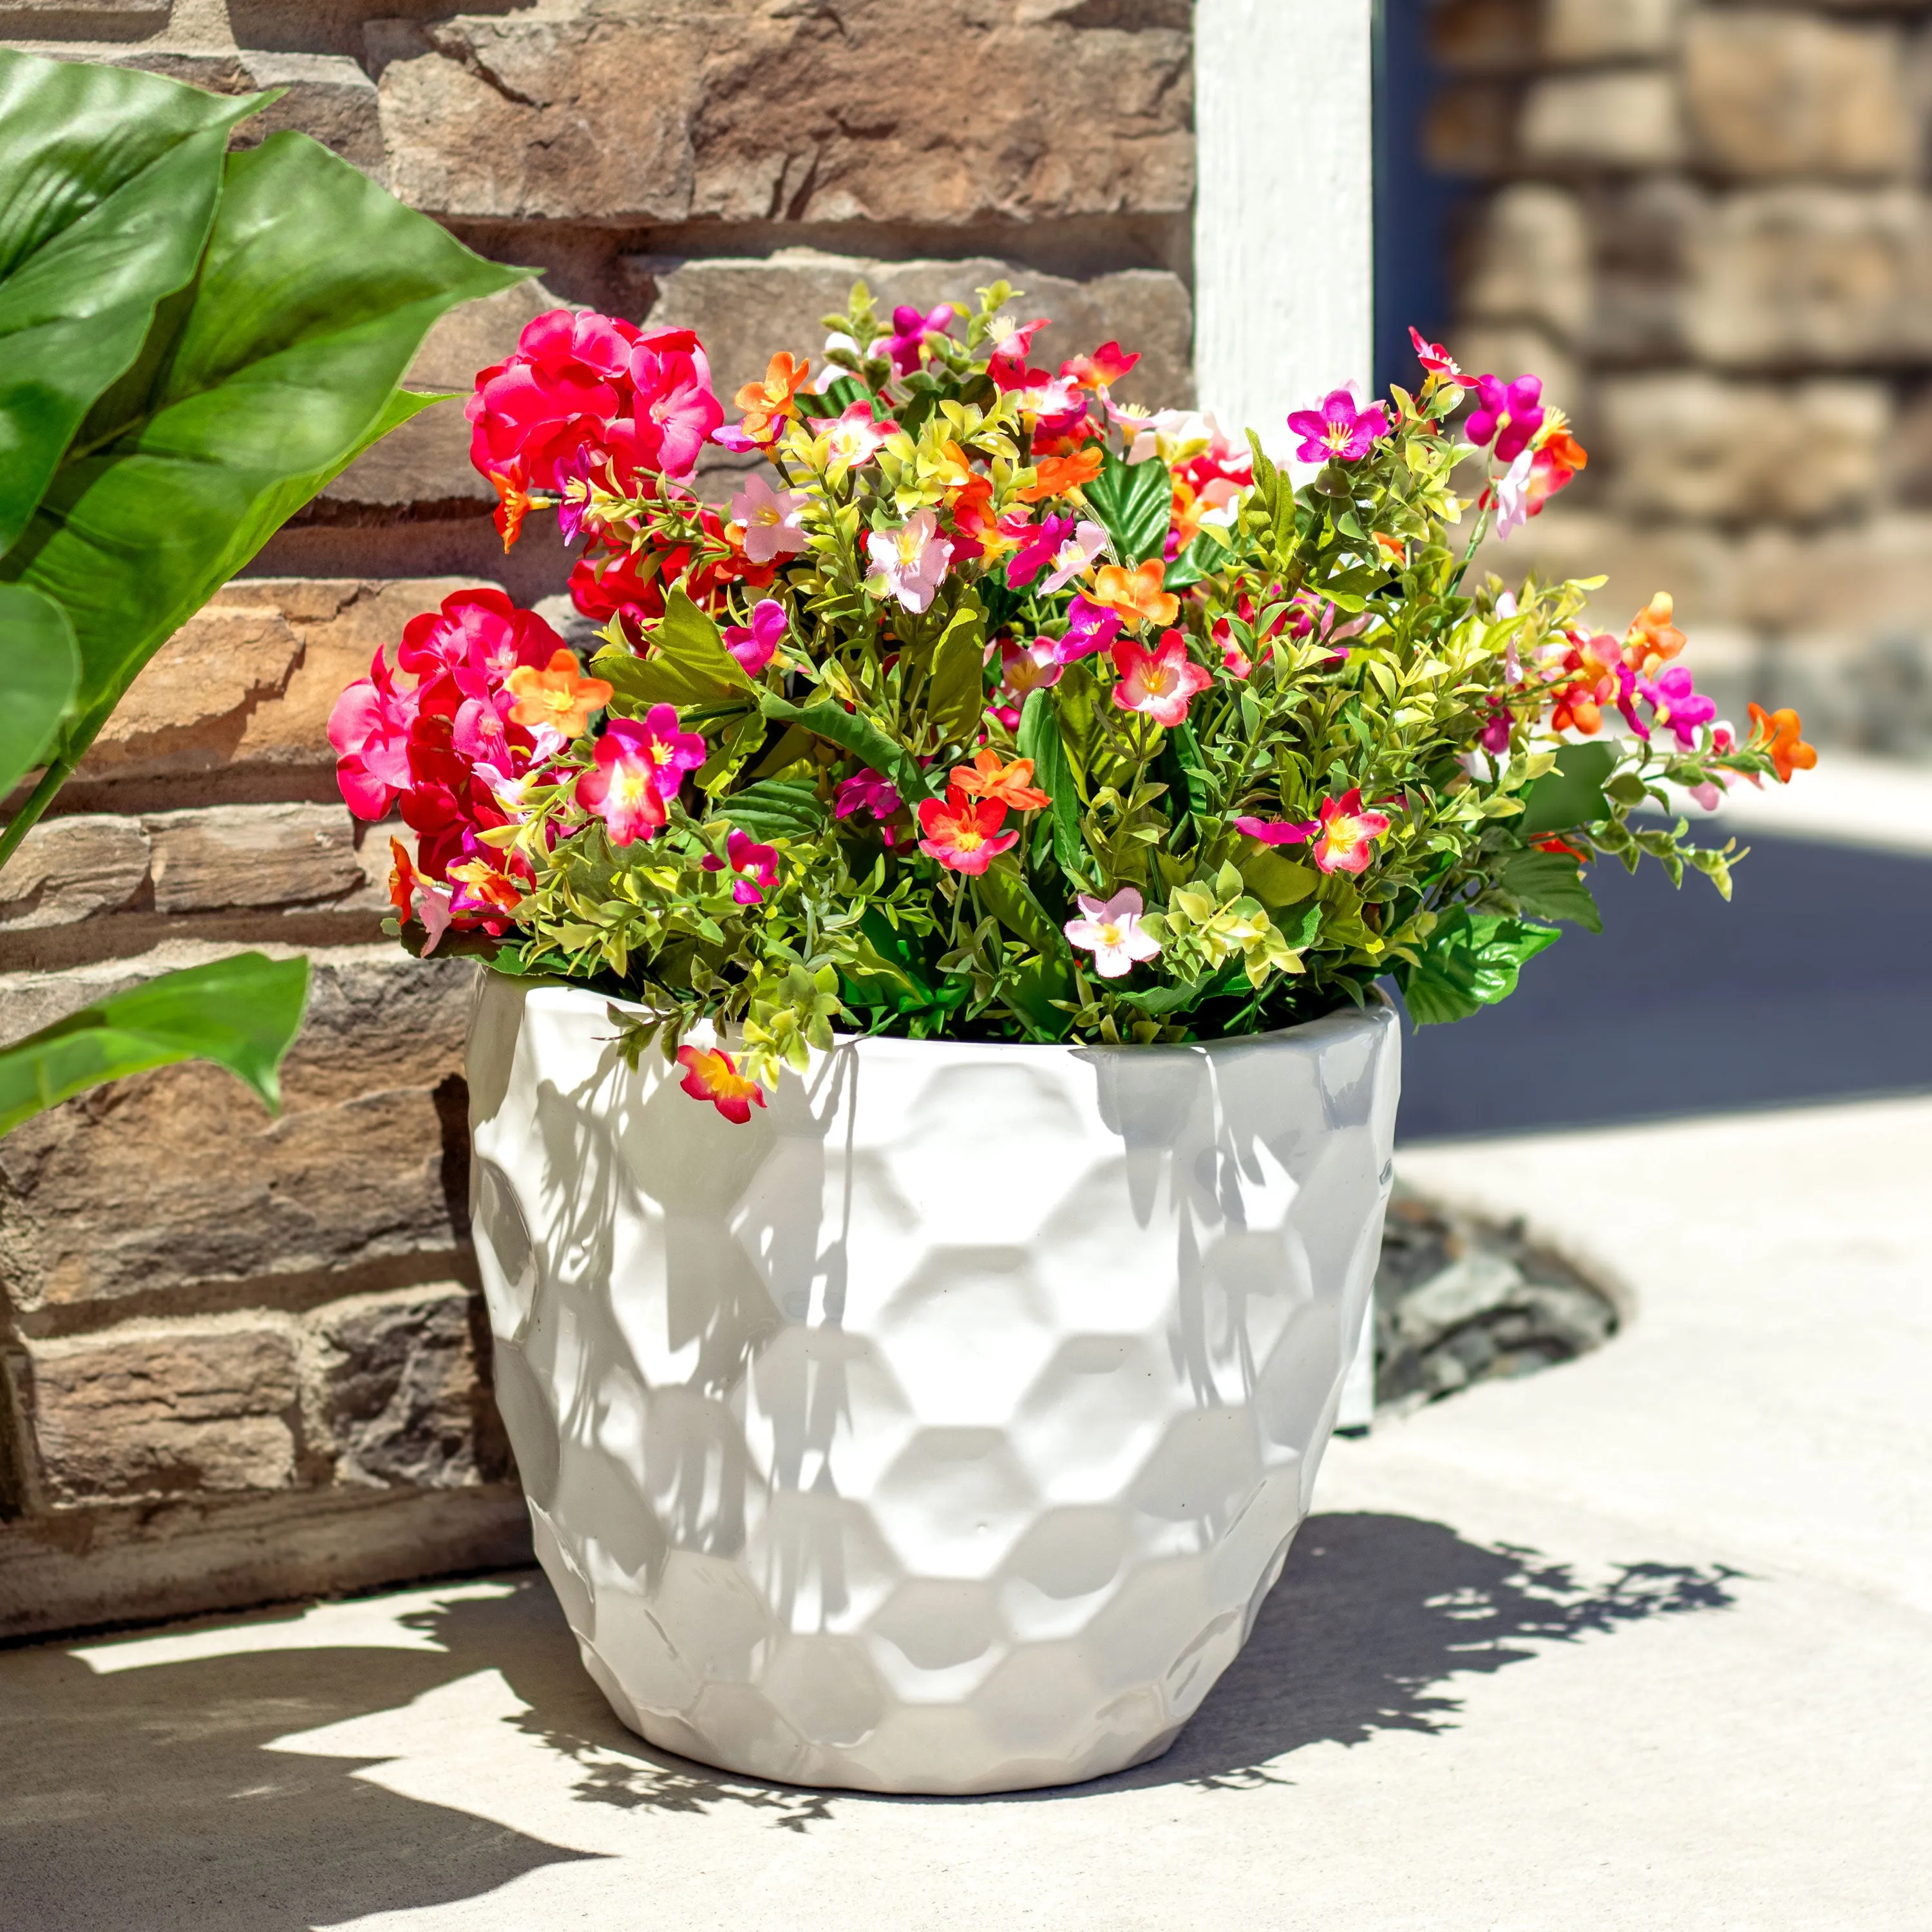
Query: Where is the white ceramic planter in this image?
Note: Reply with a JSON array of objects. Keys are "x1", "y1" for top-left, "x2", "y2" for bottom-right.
[{"x1": 467, "y1": 972, "x2": 1399, "y2": 1794}]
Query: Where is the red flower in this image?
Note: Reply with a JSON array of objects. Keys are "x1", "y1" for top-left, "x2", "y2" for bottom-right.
[
  {"x1": 915, "y1": 792, "x2": 1019, "y2": 874},
  {"x1": 677, "y1": 1044, "x2": 766, "y2": 1124}
]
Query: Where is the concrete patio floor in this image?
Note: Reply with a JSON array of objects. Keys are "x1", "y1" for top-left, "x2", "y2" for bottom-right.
[{"x1": 3, "y1": 1094, "x2": 1928, "y2": 1931}]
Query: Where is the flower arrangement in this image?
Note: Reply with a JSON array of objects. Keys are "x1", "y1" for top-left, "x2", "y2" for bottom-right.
[{"x1": 330, "y1": 287, "x2": 1814, "y2": 1118}]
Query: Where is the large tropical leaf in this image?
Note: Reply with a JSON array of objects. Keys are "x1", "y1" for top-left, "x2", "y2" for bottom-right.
[
  {"x1": 0, "y1": 47, "x2": 262, "y2": 554},
  {"x1": 0, "y1": 129, "x2": 527, "y2": 776},
  {"x1": 1081, "y1": 446, "x2": 1173, "y2": 565},
  {"x1": 0, "y1": 952, "x2": 310, "y2": 1136},
  {"x1": 0, "y1": 584, "x2": 78, "y2": 797}
]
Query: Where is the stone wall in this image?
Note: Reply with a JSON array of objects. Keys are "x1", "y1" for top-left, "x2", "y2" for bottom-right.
[
  {"x1": 1434, "y1": 0, "x2": 1932, "y2": 755},
  {"x1": 0, "y1": 0, "x2": 1197, "y2": 1638}
]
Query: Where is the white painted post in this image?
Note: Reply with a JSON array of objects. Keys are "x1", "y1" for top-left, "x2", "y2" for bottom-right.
[
  {"x1": 1193, "y1": 0, "x2": 1376, "y2": 460},
  {"x1": 1195, "y1": 0, "x2": 1380, "y2": 1430}
]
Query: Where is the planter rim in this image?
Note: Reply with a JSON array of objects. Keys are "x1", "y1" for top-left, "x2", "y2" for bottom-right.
[{"x1": 479, "y1": 967, "x2": 1394, "y2": 1064}]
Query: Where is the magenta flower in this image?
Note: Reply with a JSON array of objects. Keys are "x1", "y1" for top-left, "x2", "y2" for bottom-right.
[
  {"x1": 723, "y1": 599, "x2": 788, "y2": 676},
  {"x1": 728, "y1": 473, "x2": 809, "y2": 564},
  {"x1": 1479, "y1": 698, "x2": 1514, "y2": 755},
  {"x1": 703, "y1": 828, "x2": 781, "y2": 905},
  {"x1": 1064, "y1": 887, "x2": 1162, "y2": 980},
  {"x1": 1007, "y1": 514, "x2": 1074, "y2": 589},
  {"x1": 1643, "y1": 665, "x2": 1717, "y2": 749},
  {"x1": 1409, "y1": 327, "x2": 1463, "y2": 381},
  {"x1": 328, "y1": 651, "x2": 419, "y2": 819},
  {"x1": 866, "y1": 508, "x2": 954, "y2": 613},
  {"x1": 1233, "y1": 814, "x2": 1320, "y2": 847},
  {"x1": 1052, "y1": 594, "x2": 1123, "y2": 665},
  {"x1": 1286, "y1": 388, "x2": 1392, "y2": 464},
  {"x1": 887, "y1": 301, "x2": 956, "y2": 375},
  {"x1": 835, "y1": 768, "x2": 903, "y2": 843},
  {"x1": 632, "y1": 702, "x2": 708, "y2": 801},
  {"x1": 452, "y1": 689, "x2": 519, "y2": 776},
  {"x1": 1466, "y1": 374, "x2": 1545, "y2": 463},
  {"x1": 575, "y1": 719, "x2": 668, "y2": 846}
]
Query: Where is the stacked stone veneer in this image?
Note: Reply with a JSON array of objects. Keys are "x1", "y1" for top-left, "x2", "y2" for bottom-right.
[
  {"x1": 1437, "y1": 0, "x2": 1932, "y2": 753},
  {"x1": 0, "y1": 0, "x2": 1195, "y2": 1637}
]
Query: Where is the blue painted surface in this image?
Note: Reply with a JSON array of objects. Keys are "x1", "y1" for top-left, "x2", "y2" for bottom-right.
[{"x1": 1394, "y1": 835, "x2": 1932, "y2": 1141}]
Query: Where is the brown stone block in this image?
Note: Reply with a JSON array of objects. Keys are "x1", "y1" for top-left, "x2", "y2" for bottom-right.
[
  {"x1": 1459, "y1": 185, "x2": 1592, "y2": 345},
  {"x1": 0, "y1": 1485, "x2": 531, "y2": 1640},
  {"x1": 1684, "y1": 11, "x2": 1915, "y2": 182},
  {"x1": 1542, "y1": 0, "x2": 1680, "y2": 64},
  {"x1": 375, "y1": 1, "x2": 1193, "y2": 227},
  {"x1": 1736, "y1": 514, "x2": 1932, "y2": 638},
  {"x1": 0, "y1": 817, "x2": 149, "y2": 933},
  {"x1": 73, "y1": 578, "x2": 488, "y2": 793},
  {"x1": 1685, "y1": 189, "x2": 1932, "y2": 368},
  {"x1": 26, "y1": 1318, "x2": 300, "y2": 1504},
  {"x1": 305, "y1": 1281, "x2": 508, "y2": 1490},
  {"x1": 0, "y1": 943, "x2": 475, "y2": 1317},
  {"x1": 1598, "y1": 374, "x2": 1892, "y2": 524},
  {"x1": 144, "y1": 805, "x2": 367, "y2": 915},
  {"x1": 642, "y1": 250, "x2": 1195, "y2": 416},
  {"x1": 1429, "y1": 0, "x2": 1542, "y2": 77},
  {"x1": 1519, "y1": 70, "x2": 1686, "y2": 171}
]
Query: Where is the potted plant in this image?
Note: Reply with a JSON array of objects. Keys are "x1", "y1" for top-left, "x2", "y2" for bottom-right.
[
  {"x1": 0, "y1": 48, "x2": 523, "y2": 1131},
  {"x1": 331, "y1": 290, "x2": 1812, "y2": 1794}
]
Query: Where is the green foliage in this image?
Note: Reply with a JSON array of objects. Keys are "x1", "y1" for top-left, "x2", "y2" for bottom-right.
[
  {"x1": 0, "y1": 952, "x2": 310, "y2": 1135},
  {"x1": 0, "y1": 44, "x2": 524, "y2": 1133},
  {"x1": 1397, "y1": 911, "x2": 1563, "y2": 1027},
  {"x1": 1081, "y1": 446, "x2": 1173, "y2": 564}
]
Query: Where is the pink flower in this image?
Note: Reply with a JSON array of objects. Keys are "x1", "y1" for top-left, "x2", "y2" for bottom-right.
[
  {"x1": 1213, "y1": 618, "x2": 1252, "y2": 679},
  {"x1": 835, "y1": 768, "x2": 902, "y2": 842},
  {"x1": 1309, "y1": 788, "x2": 1392, "y2": 876},
  {"x1": 1112, "y1": 630, "x2": 1213, "y2": 730},
  {"x1": 1479, "y1": 698, "x2": 1514, "y2": 755},
  {"x1": 812, "y1": 400, "x2": 895, "y2": 479},
  {"x1": 626, "y1": 327, "x2": 724, "y2": 480},
  {"x1": 397, "y1": 587, "x2": 561, "y2": 694},
  {"x1": 1007, "y1": 514, "x2": 1074, "y2": 590},
  {"x1": 453, "y1": 689, "x2": 519, "y2": 775},
  {"x1": 575, "y1": 719, "x2": 669, "y2": 846},
  {"x1": 1233, "y1": 814, "x2": 1319, "y2": 847},
  {"x1": 1466, "y1": 374, "x2": 1544, "y2": 463},
  {"x1": 1000, "y1": 638, "x2": 1064, "y2": 703},
  {"x1": 1041, "y1": 519, "x2": 1108, "y2": 592},
  {"x1": 1491, "y1": 446, "x2": 1536, "y2": 540},
  {"x1": 1286, "y1": 388, "x2": 1392, "y2": 465},
  {"x1": 466, "y1": 308, "x2": 636, "y2": 497},
  {"x1": 1064, "y1": 886, "x2": 1162, "y2": 980},
  {"x1": 1052, "y1": 594, "x2": 1122, "y2": 665},
  {"x1": 1410, "y1": 327, "x2": 1463, "y2": 380},
  {"x1": 676, "y1": 1043, "x2": 766, "y2": 1124},
  {"x1": 887, "y1": 301, "x2": 956, "y2": 375},
  {"x1": 328, "y1": 650, "x2": 419, "y2": 819},
  {"x1": 866, "y1": 508, "x2": 954, "y2": 613},
  {"x1": 729, "y1": 473, "x2": 809, "y2": 565},
  {"x1": 723, "y1": 600, "x2": 788, "y2": 676},
  {"x1": 703, "y1": 828, "x2": 780, "y2": 905}
]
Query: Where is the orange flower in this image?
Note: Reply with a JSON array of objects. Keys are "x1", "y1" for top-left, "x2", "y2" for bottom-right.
[
  {"x1": 488, "y1": 469, "x2": 536, "y2": 553},
  {"x1": 1544, "y1": 430, "x2": 1588, "y2": 473},
  {"x1": 1747, "y1": 703, "x2": 1817, "y2": 784},
  {"x1": 506, "y1": 647, "x2": 614, "y2": 738},
  {"x1": 1090, "y1": 559, "x2": 1179, "y2": 630},
  {"x1": 1373, "y1": 531, "x2": 1406, "y2": 567},
  {"x1": 1624, "y1": 591, "x2": 1685, "y2": 676},
  {"x1": 733, "y1": 352, "x2": 811, "y2": 447},
  {"x1": 949, "y1": 748, "x2": 1051, "y2": 812},
  {"x1": 1015, "y1": 445, "x2": 1104, "y2": 504}
]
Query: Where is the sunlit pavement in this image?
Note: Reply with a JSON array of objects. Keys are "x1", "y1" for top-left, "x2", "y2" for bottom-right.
[{"x1": 3, "y1": 1087, "x2": 1927, "y2": 1931}]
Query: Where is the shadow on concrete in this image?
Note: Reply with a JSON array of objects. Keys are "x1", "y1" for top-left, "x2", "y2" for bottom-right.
[
  {"x1": 1079, "y1": 1510, "x2": 1739, "y2": 1797},
  {"x1": 1396, "y1": 834, "x2": 1932, "y2": 1141},
  {"x1": 0, "y1": 1514, "x2": 1739, "y2": 1918}
]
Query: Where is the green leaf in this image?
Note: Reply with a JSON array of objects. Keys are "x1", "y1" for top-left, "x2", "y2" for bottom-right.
[
  {"x1": 1081, "y1": 446, "x2": 1173, "y2": 565},
  {"x1": 712, "y1": 777, "x2": 827, "y2": 842},
  {"x1": 1115, "y1": 978, "x2": 1211, "y2": 1018},
  {"x1": 0, "y1": 49, "x2": 265, "y2": 555},
  {"x1": 1397, "y1": 909, "x2": 1561, "y2": 1027},
  {"x1": 594, "y1": 583, "x2": 755, "y2": 712},
  {"x1": 758, "y1": 691, "x2": 933, "y2": 803},
  {"x1": 925, "y1": 598, "x2": 987, "y2": 744},
  {"x1": 1161, "y1": 531, "x2": 1224, "y2": 592},
  {"x1": 842, "y1": 907, "x2": 942, "y2": 1014},
  {"x1": 0, "y1": 130, "x2": 527, "y2": 775},
  {"x1": 1002, "y1": 954, "x2": 1074, "y2": 1040},
  {"x1": 1016, "y1": 688, "x2": 1085, "y2": 879},
  {"x1": 976, "y1": 859, "x2": 1065, "y2": 957},
  {"x1": 0, "y1": 951, "x2": 310, "y2": 1137},
  {"x1": 0, "y1": 583, "x2": 78, "y2": 797},
  {"x1": 1235, "y1": 846, "x2": 1317, "y2": 912},
  {"x1": 1519, "y1": 740, "x2": 1616, "y2": 835},
  {"x1": 1501, "y1": 848, "x2": 1602, "y2": 933}
]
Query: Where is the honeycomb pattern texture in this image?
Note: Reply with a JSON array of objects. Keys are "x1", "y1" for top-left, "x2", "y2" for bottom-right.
[{"x1": 468, "y1": 976, "x2": 1399, "y2": 1794}]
